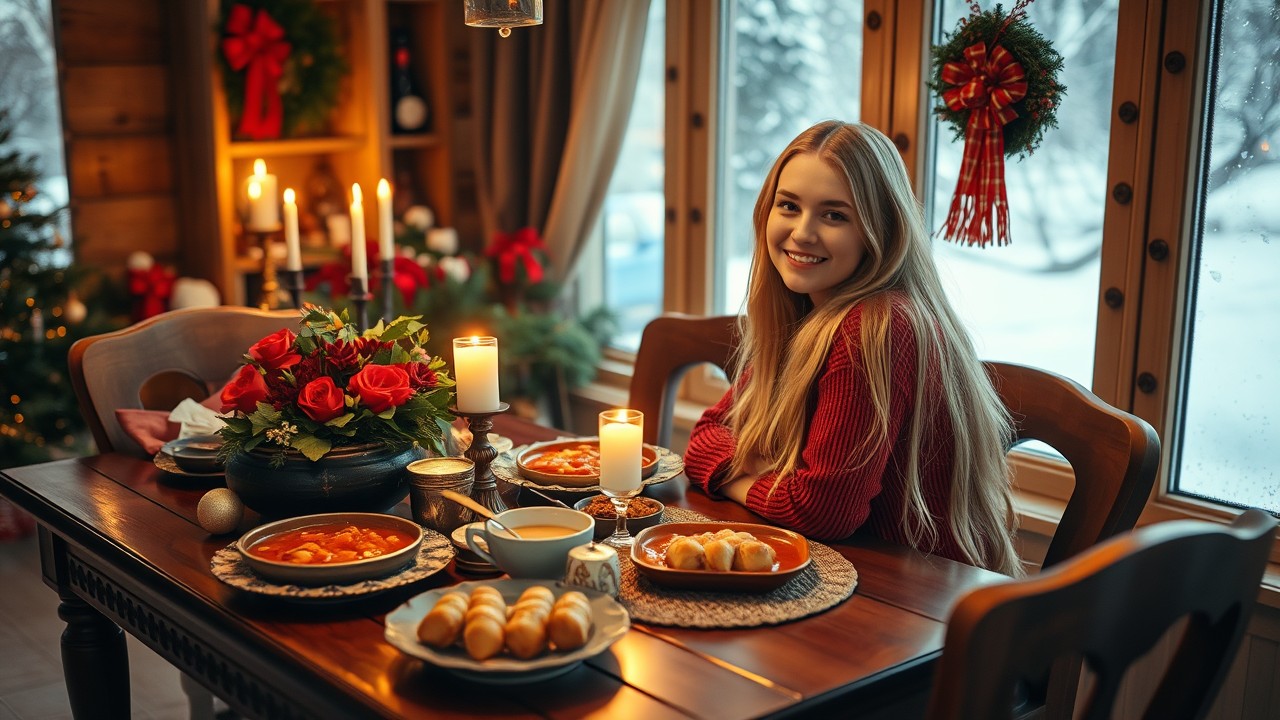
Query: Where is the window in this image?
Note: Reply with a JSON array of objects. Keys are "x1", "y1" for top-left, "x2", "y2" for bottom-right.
[
  {"x1": 584, "y1": 0, "x2": 1279, "y2": 529},
  {"x1": 713, "y1": 0, "x2": 864, "y2": 316},
  {"x1": 1169, "y1": 0, "x2": 1280, "y2": 513}
]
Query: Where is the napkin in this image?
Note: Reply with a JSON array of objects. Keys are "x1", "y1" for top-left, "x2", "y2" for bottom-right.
[
  {"x1": 168, "y1": 397, "x2": 226, "y2": 439},
  {"x1": 117, "y1": 394, "x2": 224, "y2": 455}
]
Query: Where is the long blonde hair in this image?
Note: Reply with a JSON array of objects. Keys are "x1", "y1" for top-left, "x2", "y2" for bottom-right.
[{"x1": 727, "y1": 120, "x2": 1021, "y2": 576}]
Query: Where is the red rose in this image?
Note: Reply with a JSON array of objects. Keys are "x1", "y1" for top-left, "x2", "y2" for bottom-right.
[
  {"x1": 220, "y1": 365, "x2": 269, "y2": 414},
  {"x1": 248, "y1": 328, "x2": 301, "y2": 370},
  {"x1": 348, "y1": 364, "x2": 413, "y2": 413},
  {"x1": 296, "y1": 376, "x2": 346, "y2": 422},
  {"x1": 396, "y1": 362, "x2": 438, "y2": 390}
]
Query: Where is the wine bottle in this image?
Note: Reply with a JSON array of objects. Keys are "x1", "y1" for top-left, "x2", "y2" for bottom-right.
[{"x1": 390, "y1": 28, "x2": 429, "y2": 134}]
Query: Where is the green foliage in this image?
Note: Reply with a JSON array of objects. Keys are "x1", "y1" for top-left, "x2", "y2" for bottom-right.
[
  {"x1": 930, "y1": 4, "x2": 1067, "y2": 159},
  {"x1": 217, "y1": 0, "x2": 348, "y2": 138},
  {"x1": 0, "y1": 111, "x2": 128, "y2": 468}
]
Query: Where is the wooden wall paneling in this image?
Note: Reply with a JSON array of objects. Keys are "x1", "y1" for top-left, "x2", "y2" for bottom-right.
[
  {"x1": 72, "y1": 197, "x2": 177, "y2": 266},
  {"x1": 1242, "y1": 633, "x2": 1279, "y2": 720},
  {"x1": 56, "y1": 0, "x2": 165, "y2": 65},
  {"x1": 60, "y1": 65, "x2": 170, "y2": 136},
  {"x1": 67, "y1": 137, "x2": 173, "y2": 198}
]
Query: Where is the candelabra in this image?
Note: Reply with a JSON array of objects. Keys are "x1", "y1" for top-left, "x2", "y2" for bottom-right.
[
  {"x1": 248, "y1": 226, "x2": 283, "y2": 310},
  {"x1": 380, "y1": 256, "x2": 395, "y2": 324},
  {"x1": 449, "y1": 402, "x2": 511, "y2": 515},
  {"x1": 283, "y1": 268, "x2": 306, "y2": 310},
  {"x1": 348, "y1": 275, "x2": 371, "y2": 332}
]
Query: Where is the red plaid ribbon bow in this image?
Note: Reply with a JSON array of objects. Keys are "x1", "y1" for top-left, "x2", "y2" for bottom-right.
[
  {"x1": 221, "y1": 4, "x2": 292, "y2": 140},
  {"x1": 486, "y1": 227, "x2": 546, "y2": 285},
  {"x1": 939, "y1": 41, "x2": 1027, "y2": 247}
]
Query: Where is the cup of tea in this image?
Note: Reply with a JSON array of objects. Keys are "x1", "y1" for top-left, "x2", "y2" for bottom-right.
[{"x1": 464, "y1": 506, "x2": 594, "y2": 579}]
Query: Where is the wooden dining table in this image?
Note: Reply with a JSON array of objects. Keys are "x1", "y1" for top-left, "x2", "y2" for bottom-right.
[{"x1": 0, "y1": 415, "x2": 1004, "y2": 719}]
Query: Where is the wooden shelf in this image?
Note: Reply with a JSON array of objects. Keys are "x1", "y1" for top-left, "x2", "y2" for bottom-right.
[
  {"x1": 228, "y1": 136, "x2": 368, "y2": 158},
  {"x1": 388, "y1": 133, "x2": 443, "y2": 149}
]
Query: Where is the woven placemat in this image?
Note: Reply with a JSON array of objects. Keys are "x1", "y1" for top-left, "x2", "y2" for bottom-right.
[{"x1": 619, "y1": 507, "x2": 858, "y2": 628}]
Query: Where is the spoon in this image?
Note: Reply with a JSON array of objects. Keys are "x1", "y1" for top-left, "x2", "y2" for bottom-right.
[
  {"x1": 522, "y1": 485, "x2": 573, "y2": 510},
  {"x1": 440, "y1": 490, "x2": 522, "y2": 539}
]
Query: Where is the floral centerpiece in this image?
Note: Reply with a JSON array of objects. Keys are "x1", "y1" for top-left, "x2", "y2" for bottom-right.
[{"x1": 217, "y1": 307, "x2": 455, "y2": 464}]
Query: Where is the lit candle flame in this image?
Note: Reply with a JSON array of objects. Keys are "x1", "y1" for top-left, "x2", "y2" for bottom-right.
[
  {"x1": 377, "y1": 178, "x2": 391, "y2": 200},
  {"x1": 351, "y1": 182, "x2": 363, "y2": 205},
  {"x1": 283, "y1": 188, "x2": 295, "y2": 204},
  {"x1": 253, "y1": 158, "x2": 266, "y2": 177}
]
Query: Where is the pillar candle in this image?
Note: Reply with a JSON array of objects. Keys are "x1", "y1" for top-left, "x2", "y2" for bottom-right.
[
  {"x1": 282, "y1": 188, "x2": 301, "y2": 271},
  {"x1": 350, "y1": 183, "x2": 367, "y2": 281},
  {"x1": 377, "y1": 178, "x2": 394, "y2": 261},
  {"x1": 599, "y1": 409, "x2": 643, "y2": 494},
  {"x1": 245, "y1": 158, "x2": 279, "y2": 231},
  {"x1": 452, "y1": 336, "x2": 500, "y2": 413}
]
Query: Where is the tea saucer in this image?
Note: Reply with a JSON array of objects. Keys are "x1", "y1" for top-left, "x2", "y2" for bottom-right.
[{"x1": 450, "y1": 522, "x2": 501, "y2": 575}]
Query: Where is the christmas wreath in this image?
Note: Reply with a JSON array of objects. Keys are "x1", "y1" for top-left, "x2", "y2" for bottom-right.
[
  {"x1": 930, "y1": 0, "x2": 1065, "y2": 247},
  {"x1": 218, "y1": 0, "x2": 347, "y2": 140}
]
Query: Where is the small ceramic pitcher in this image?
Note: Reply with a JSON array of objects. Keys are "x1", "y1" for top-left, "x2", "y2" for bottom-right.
[{"x1": 564, "y1": 541, "x2": 621, "y2": 598}]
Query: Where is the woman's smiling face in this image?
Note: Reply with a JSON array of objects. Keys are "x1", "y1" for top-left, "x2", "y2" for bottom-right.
[{"x1": 765, "y1": 152, "x2": 867, "y2": 306}]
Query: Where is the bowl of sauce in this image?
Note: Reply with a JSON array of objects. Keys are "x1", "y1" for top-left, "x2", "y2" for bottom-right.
[{"x1": 237, "y1": 512, "x2": 424, "y2": 585}]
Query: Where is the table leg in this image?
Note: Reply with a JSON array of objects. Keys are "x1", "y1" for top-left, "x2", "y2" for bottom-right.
[{"x1": 57, "y1": 587, "x2": 130, "y2": 719}]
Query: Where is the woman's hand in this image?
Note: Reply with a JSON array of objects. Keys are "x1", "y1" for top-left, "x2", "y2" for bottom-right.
[{"x1": 716, "y1": 452, "x2": 770, "y2": 504}]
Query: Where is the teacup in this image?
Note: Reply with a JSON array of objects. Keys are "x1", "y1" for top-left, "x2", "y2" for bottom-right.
[{"x1": 464, "y1": 507, "x2": 593, "y2": 579}]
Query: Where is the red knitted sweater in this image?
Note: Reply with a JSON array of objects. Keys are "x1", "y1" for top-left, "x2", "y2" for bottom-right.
[{"x1": 684, "y1": 299, "x2": 970, "y2": 564}]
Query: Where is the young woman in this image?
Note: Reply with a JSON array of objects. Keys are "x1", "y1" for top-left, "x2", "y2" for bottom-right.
[{"x1": 684, "y1": 120, "x2": 1022, "y2": 576}]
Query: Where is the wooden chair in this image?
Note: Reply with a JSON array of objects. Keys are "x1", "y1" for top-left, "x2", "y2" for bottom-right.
[
  {"x1": 927, "y1": 508, "x2": 1277, "y2": 720},
  {"x1": 69, "y1": 306, "x2": 297, "y2": 456},
  {"x1": 628, "y1": 314, "x2": 739, "y2": 447},
  {"x1": 984, "y1": 361, "x2": 1162, "y2": 569}
]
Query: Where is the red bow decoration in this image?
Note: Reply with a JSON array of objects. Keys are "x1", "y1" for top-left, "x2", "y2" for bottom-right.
[
  {"x1": 486, "y1": 227, "x2": 547, "y2": 285},
  {"x1": 221, "y1": 4, "x2": 292, "y2": 140},
  {"x1": 938, "y1": 41, "x2": 1027, "y2": 247},
  {"x1": 127, "y1": 265, "x2": 175, "y2": 322}
]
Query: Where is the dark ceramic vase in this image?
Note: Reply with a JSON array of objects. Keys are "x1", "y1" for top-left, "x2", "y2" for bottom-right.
[{"x1": 225, "y1": 443, "x2": 423, "y2": 518}]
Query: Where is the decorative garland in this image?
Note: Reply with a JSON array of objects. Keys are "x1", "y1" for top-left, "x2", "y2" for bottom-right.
[
  {"x1": 218, "y1": 0, "x2": 347, "y2": 140},
  {"x1": 930, "y1": 1, "x2": 1065, "y2": 247}
]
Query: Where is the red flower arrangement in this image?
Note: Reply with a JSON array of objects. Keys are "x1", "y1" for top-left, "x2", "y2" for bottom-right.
[{"x1": 217, "y1": 307, "x2": 455, "y2": 463}]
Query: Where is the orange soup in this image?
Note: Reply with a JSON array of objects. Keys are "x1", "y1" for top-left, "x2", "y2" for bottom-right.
[
  {"x1": 525, "y1": 443, "x2": 600, "y2": 476},
  {"x1": 247, "y1": 523, "x2": 415, "y2": 565},
  {"x1": 504, "y1": 524, "x2": 578, "y2": 539}
]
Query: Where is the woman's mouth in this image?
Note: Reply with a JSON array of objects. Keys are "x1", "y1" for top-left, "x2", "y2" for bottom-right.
[{"x1": 785, "y1": 250, "x2": 826, "y2": 265}]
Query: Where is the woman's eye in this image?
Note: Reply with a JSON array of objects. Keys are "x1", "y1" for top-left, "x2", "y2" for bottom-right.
[
  {"x1": 824, "y1": 210, "x2": 849, "y2": 222},
  {"x1": 776, "y1": 200, "x2": 799, "y2": 212}
]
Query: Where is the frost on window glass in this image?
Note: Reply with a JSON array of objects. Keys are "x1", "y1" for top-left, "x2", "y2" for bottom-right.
[{"x1": 1174, "y1": 0, "x2": 1280, "y2": 513}]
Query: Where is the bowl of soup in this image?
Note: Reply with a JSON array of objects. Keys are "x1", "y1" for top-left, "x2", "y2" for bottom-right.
[
  {"x1": 237, "y1": 512, "x2": 424, "y2": 585},
  {"x1": 464, "y1": 506, "x2": 594, "y2": 579}
]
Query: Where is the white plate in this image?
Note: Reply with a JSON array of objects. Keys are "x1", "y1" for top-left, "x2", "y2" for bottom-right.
[{"x1": 384, "y1": 578, "x2": 630, "y2": 683}]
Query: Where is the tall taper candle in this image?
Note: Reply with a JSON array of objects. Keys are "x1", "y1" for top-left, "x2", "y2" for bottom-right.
[
  {"x1": 350, "y1": 183, "x2": 367, "y2": 281},
  {"x1": 245, "y1": 158, "x2": 279, "y2": 231},
  {"x1": 453, "y1": 336, "x2": 500, "y2": 412},
  {"x1": 282, "y1": 188, "x2": 301, "y2": 272},
  {"x1": 377, "y1": 178, "x2": 394, "y2": 260}
]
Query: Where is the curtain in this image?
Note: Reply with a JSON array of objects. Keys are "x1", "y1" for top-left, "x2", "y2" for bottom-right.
[{"x1": 469, "y1": 0, "x2": 652, "y2": 283}]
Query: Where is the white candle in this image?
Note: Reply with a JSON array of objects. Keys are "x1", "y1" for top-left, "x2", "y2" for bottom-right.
[
  {"x1": 452, "y1": 336, "x2": 500, "y2": 412},
  {"x1": 350, "y1": 183, "x2": 367, "y2": 281},
  {"x1": 245, "y1": 158, "x2": 279, "y2": 231},
  {"x1": 377, "y1": 178, "x2": 394, "y2": 261},
  {"x1": 599, "y1": 409, "x2": 643, "y2": 494},
  {"x1": 282, "y1": 188, "x2": 301, "y2": 271}
]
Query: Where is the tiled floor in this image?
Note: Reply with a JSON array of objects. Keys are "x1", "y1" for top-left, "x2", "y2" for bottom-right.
[{"x1": 0, "y1": 531, "x2": 193, "y2": 719}]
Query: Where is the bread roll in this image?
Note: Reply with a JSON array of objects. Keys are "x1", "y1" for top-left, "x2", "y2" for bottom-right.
[
  {"x1": 418, "y1": 598, "x2": 466, "y2": 647},
  {"x1": 516, "y1": 586, "x2": 555, "y2": 606},
  {"x1": 732, "y1": 539, "x2": 777, "y2": 572},
  {"x1": 666, "y1": 536, "x2": 705, "y2": 569},
  {"x1": 469, "y1": 586, "x2": 506, "y2": 612},
  {"x1": 703, "y1": 538, "x2": 735, "y2": 571},
  {"x1": 463, "y1": 604, "x2": 506, "y2": 660},
  {"x1": 547, "y1": 601, "x2": 591, "y2": 650},
  {"x1": 504, "y1": 611, "x2": 548, "y2": 659}
]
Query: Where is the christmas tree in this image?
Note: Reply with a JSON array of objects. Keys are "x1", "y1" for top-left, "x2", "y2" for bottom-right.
[{"x1": 0, "y1": 110, "x2": 126, "y2": 470}]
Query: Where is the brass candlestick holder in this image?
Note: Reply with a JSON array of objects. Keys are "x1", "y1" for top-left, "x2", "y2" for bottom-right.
[
  {"x1": 349, "y1": 275, "x2": 371, "y2": 332},
  {"x1": 450, "y1": 402, "x2": 511, "y2": 516},
  {"x1": 283, "y1": 268, "x2": 305, "y2": 309},
  {"x1": 249, "y1": 226, "x2": 283, "y2": 310},
  {"x1": 380, "y1": 257, "x2": 395, "y2": 324}
]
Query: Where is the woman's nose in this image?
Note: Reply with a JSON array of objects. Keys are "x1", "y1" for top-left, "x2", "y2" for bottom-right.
[{"x1": 791, "y1": 215, "x2": 819, "y2": 243}]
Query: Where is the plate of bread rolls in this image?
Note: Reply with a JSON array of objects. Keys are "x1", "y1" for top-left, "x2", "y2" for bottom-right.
[
  {"x1": 384, "y1": 579, "x2": 630, "y2": 683},
  {"x1": 630, "y1": 522, "x2": 813, "y2": 592}
]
